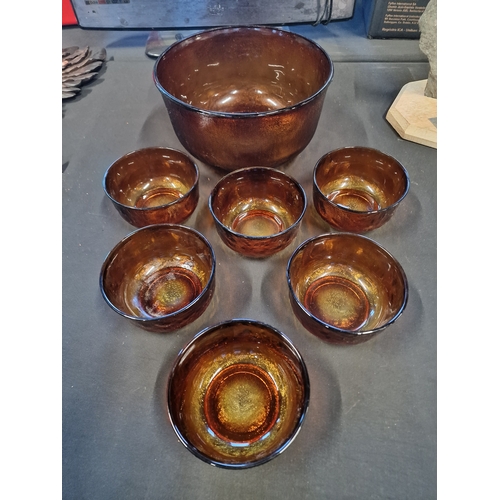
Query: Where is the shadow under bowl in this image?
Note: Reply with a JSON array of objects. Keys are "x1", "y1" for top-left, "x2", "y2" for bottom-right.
[
  {"x1": 313, "y1": 146, "x2": 410, "y2": 233},
  {"x1": 103, "y1": 147, "x2": 199, "y2": 228},
  {"x1": 99, "y1": 224, "x2": 215, "y2": 333},
  {"x1": 153, "y1": 26, "x2": 333, "y2": 170},
  {"x1": 167, "y1": 319, "x2": 310, "y2": 469},
  {"x1": 209, "y1": 167, "x2": 307, "y2": 258},
  {"x1": 287, "y1": 233, "x2": 408, "y2": 344}
]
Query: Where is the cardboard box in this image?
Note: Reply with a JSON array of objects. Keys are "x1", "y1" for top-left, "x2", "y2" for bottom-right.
[{"x1": 363, "y1": 0, "x2": 430, "y2": 39}]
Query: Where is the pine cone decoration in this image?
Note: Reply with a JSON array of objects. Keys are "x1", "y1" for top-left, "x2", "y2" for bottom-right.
[{"x1": 62, "y1": 46, "x2": 107, "y2": 99}]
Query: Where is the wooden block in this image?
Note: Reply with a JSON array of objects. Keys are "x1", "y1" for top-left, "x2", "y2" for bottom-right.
[{"x1": 386, "y1": 79, "x2": 437, "y2": 149}]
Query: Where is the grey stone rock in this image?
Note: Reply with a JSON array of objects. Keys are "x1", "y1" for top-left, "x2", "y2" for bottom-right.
[{"x1": 419, "y1": 0, "x2": 437, "y2": 98}]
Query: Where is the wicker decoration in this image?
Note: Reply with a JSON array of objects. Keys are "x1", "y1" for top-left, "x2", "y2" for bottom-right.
[{"x1": 62, "y1": 46, "x2": 107, "y2": 99}]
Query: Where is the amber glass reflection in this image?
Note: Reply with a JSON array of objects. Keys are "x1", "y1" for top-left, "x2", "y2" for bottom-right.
[
  {"x1": 103, "y1": 147, "x2": 199, "y2": 228},
  {"x1": 209, "y1": 167, "x2": 306, "y2": 257},
  {"x1": 287, "y1": 233, "x2": 408, "y2": 344},
  {"x1": 153, "y1": 26, "x2": 334, "y2": 170},
  {"x1": 100, "y1": 224, "x2": 215, "y2": 333},
  {"x1": 167, "y1": 319, "x2": 310, "y2": 468},
  {"x1": 313, "y1": 147, "x2": 410, "y2": 233}
]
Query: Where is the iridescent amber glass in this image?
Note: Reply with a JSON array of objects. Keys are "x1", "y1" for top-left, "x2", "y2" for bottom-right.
[
  {"x1": 153, "y1": 26, "x2": 334, "y2": 170},
  {"x1": 167, "y1": 319, "x2": 310, "y2": 468},
  {"x1": 103, "y1": 147, "x2": 199, "y2": 228},
  {"x1": 313, "y1": 147, "x2": 410, "y2": 233},
  {"x1": 209, "y1": 167, "x2": 306, "y2": 257},
  {"x1": 99, "y1": 224, "x2": 215, "y2": 333},
  {"x1": 287, "y1": 233, "x2": 408, "y2": 344}
]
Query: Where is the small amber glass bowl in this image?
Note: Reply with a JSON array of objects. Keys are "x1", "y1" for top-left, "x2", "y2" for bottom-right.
[
  {"x1": 167, "y1": 319, "x2": 310, "y2": 469},
  {"x1": 313, "y1": 147, "x2": 410, "y2": 233},
  {"x1": 208, "y1": 167, "x2": 307, "y2": 258},
  {"x1": 103, "y1": 147, "x2": 199, "y2": 228},
  {"x1": 99, "y1": 224, "x2": 215, "y2": 333},
  {"x1": 287, "y1": 233, "x2": 408, "y2": 344}
]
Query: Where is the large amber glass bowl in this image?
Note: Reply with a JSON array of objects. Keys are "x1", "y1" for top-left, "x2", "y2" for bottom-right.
[
  {"x1": 167, "y1": 319, "x2": 310, "y2": 468},
  {"x1": 313, "y1": 147, "x2": 410, "y2": 233},
  {"x1": 103, "y1": 147, "x2": 199, "y2": 228},
  {"x1": 209, "y1": 167, "x2": 307, "y2": 258},
  {"x1": 287, "y1": 233, "x2": 408, "y2": 344},
  {"x1": 153, "y1": 26, "x2": 334, "y2": 170},
  {"x1": 99, "y1": 224, "x2": 215, "y2": 333}
]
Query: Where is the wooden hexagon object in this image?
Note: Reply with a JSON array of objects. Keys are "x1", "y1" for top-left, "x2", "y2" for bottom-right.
[{"x1": 386, "y1": 79, "x2": 437, "y2": 149}]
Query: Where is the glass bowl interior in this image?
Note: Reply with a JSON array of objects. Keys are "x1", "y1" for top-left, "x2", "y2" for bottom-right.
[
  {"x1": 167, "y1": 319, "x2": 310, "y2": 468},
  {"x1": 210, "y1": 167, "x2": 306, "y2": 239},
  {"x1": 288, "y1": 233, "x2": 408, "y2": 334},
  {"x1": 104, "y1": 147, "x2": 198, "y2": 210},
  {"x1": 155, "y1": 26, "x2": 333, "y2": 115},
  {"x1": 314, "y1": 147, "x2": 409, "y2": 214},
  {"x1": 100, "y1": 225, "x2": 214, "y2": 323}
]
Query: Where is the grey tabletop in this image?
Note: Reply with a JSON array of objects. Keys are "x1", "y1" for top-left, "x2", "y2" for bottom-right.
[{"x1": 62, "y1": 14, "x2": 437, "y2": 500}]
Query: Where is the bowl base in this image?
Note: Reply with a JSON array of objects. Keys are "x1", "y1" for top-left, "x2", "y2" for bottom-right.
[
  {"x1": 135, "y1": 186, "x2": 184, "y2": 208},
  {"x1": 327, "y1": 188, "x2": 381, "y2": 212},
  {"x1": 304, "y1": 276, "x2": 370, "y2": 331},
  {"x1": 204, "y1": 363, "x2": 280, "y2": 444},
  {"x1": 232, "y1": 209, "x2": 284, "y2": 237},
  {"x1": 138, "y1": 266, "x2": 202, "y2": 317}
]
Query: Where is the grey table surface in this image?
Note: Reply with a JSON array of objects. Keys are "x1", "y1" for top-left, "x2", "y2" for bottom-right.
[{"x1": 62, "y1": 13, "x2": 437, "y2": 500}]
